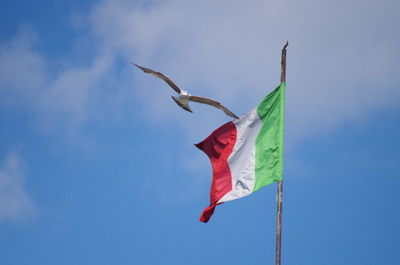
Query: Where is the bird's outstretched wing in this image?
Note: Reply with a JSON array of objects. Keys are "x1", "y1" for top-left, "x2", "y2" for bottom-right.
[
  {"x1": 189, "y1": 96, "x2": 239, "y2": 119},
  {"x1": 133, "y1": 63, "x2": 181, "y2": 94}
]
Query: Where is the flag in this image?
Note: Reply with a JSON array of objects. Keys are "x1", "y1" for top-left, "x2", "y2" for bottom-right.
[{"x1": 196, "y1": 83, "x2": 285, "y2": 223}]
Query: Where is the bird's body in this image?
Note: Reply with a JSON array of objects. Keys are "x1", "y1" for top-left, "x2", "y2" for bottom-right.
[
  {"x1": 172, "y1": 93, "x2": 192, "y2": 113},
  {"x1": 133, "y1": 63, "x2": 239, "y2": 119}
]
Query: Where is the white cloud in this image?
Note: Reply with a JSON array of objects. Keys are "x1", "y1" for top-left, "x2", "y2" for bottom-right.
[
  {"x1": 0, "y1": 26, "x2": 47, "y2": 105},
  {"x1": 0, "y1": 0, "x2": 399, "y2": 146},
  {"x1": 85, "y1": 0, "x2": 400, "y2": 145},
  {"x1": 0, "y1": 26, "x2": 115, "y2": 136},
  {"x1": 0, "y1": 152, "x2": 37, "y2": 221}
]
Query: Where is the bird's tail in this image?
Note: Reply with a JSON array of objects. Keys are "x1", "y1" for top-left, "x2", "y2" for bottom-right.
[{"x1": 171, "y1": 96, "x2": 193, "y2": 113}]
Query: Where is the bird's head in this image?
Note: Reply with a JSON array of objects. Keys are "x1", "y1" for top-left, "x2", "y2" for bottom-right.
[{"x1": 180, "y1": 90, "x2": 190, "y2": 96}]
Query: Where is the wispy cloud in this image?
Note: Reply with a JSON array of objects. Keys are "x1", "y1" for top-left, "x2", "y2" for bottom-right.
[
  {"x1": 0, "y1": 152, "x2": 37, "y2": 221},
  {"x1": 85, "y1": 0, "x2": 400, "y2": 144},
  {"x1": 0, "y1": 26, "x2": 114, "y2": 137},
  {"x1": 0, "y1": 0, "x2": 399, "y2": 146},
  {"x1": 0, "y1": 26, "x2": 47, "y2": 106}
]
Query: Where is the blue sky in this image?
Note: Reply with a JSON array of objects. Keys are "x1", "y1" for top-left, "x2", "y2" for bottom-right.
[{"x1": 1, "y1": 0, "x2": 399, "y2": 264}]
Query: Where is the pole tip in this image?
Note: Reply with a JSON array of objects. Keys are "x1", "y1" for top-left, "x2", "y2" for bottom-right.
[{"x1": 283, "y1": 41, "x2": 289, "y2": 49}]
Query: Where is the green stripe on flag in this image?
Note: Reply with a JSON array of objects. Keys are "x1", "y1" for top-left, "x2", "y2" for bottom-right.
[{"x1": 254, "y1": 82, "x2": 285, "y2": 192}]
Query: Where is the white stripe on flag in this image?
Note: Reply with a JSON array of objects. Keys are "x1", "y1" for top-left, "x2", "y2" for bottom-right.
[{"x1": 218, "y1": 109, "x2": 263, "y2": 203}]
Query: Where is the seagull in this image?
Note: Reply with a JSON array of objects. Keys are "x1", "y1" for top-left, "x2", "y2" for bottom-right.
[{"x1": 133, "y1": 63, "x2": 239, "y2": 119}]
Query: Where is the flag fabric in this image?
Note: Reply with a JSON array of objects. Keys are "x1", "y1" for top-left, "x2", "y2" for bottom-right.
[{"x1": 196, "y1": 83, "x2": 286, "y2": 223}]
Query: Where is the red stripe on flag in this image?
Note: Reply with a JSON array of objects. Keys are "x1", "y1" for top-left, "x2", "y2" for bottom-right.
[{"x1": 195, "y1": 121, "x2": 237, "y2": 223}]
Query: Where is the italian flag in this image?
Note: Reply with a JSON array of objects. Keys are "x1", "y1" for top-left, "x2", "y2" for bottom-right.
[{"x1": 196, "y1": 83, "x2": 285, "y2": 223}]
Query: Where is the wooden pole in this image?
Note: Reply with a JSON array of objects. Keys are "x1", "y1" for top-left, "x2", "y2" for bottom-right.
[
  {"x1": 275, "y1": 41, "x2": 288, "y2": 265},
  {"x1": 280, "y1": 42, "x2": 288, "y2": 83}
]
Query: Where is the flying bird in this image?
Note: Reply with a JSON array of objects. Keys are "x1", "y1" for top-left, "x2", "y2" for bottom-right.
[{"x1": 133, "y1": 63, "x2": 239, "y2": 119}]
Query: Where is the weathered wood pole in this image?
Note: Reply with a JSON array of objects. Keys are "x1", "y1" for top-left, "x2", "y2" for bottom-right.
[{"x1": 275, "y1": 41, "x2": 288, "y2": 265}]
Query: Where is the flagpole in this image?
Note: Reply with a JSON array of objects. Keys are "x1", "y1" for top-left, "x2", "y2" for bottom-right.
[{"x1": 275, "y1": 41, "x2": 288, "y2": 265}]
